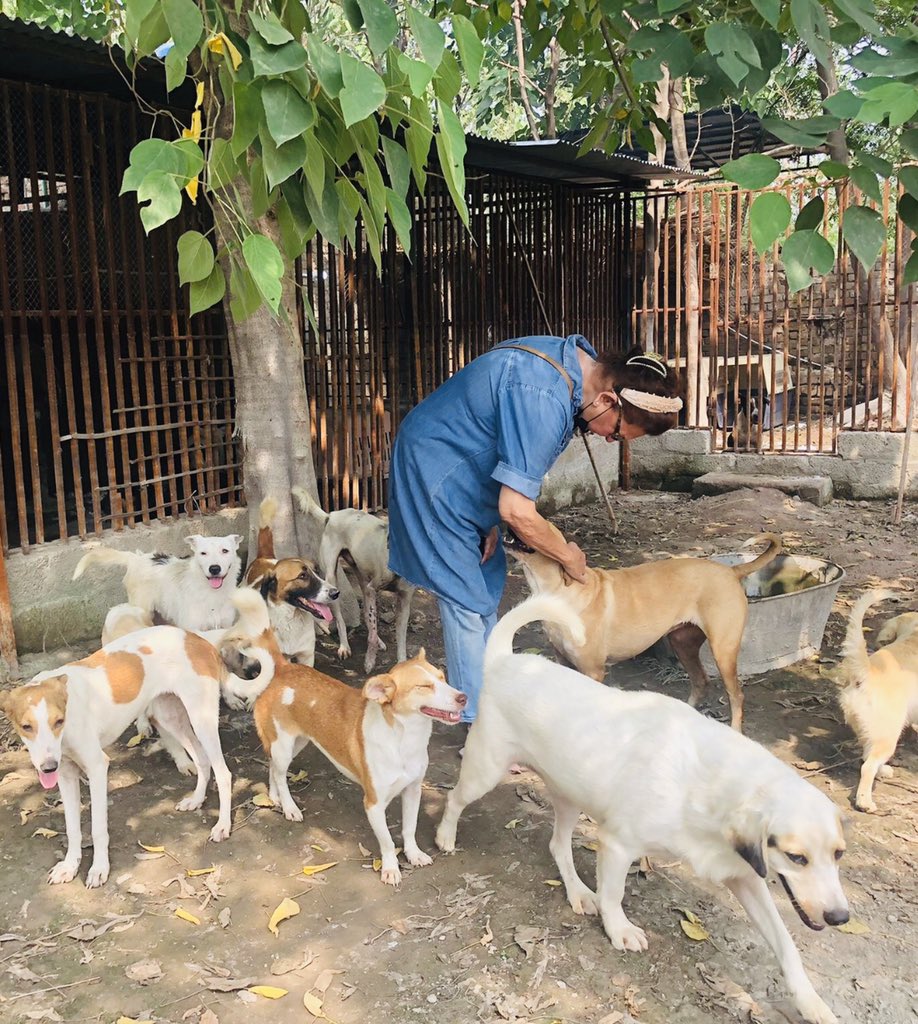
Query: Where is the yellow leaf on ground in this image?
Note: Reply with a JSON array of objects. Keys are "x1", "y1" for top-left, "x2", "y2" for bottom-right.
[
  {"x1": 31, "y1": 827, "x2": 59, "y2": 838},
  {"x1": 116, "y1": 1017, "x2": 154, "y2": 1024},
  {"x1": 583, "y1": 841, "x2": 599, "y2": 851},
  {"x1": 126, "y1": 733, "x2": 144, "y2": 747},
  {"x1": 372, "y1": 858, "x2": 382, "y2": 872},
  {"x1": 838, "y1": 918, "x2": 871, "y2": 935},
  {"x1": 174, "y1": 908, "x2": 201, "y2": 925},
  {"x1": 302, "y1": 862, "x2": 338, "y2": 877},
  {"x1": 680, "y1": 918, "x2": 710, "y2": 941},
  {"x1": 310, "y1": 844, "x2": 326, "y2": 852},
  {"x1": 681, "y1": 907, "x2": 702, "y2": 925},
  {"x1": 186, "y1": 866, "x2": 216, "y2": 877},
  {"x1": 289, "y1": 770, "x2": 308, "y2": 783},
  {"x1": 504, "y1": 818, "x2": 520, "y2": 830},
  {"x1": 268, "y1": 897, "x2": 300, "y2": 937},
  {"x1": 252, "y1": 793, "x2": 275, "y2": 808},
  {"x1": 303, "y1": 992, "x2": 326, "y2": 1018},
  {"x1": 249, "y1": 985, "x2": 288, "y2": 999},
  {"x1": 139, "y1": 843, "x2": 165, "y2": 853},
  {"x1": 543, "y1": 879, "x2": 562, "y2": 887},
  {"x1": 19, "y1": 809, "x2": 30, "y2": 825}
]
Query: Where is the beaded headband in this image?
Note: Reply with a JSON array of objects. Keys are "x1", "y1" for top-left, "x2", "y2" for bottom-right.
[{"x1": 625, "y1": 352, "x2": 669, "y2": 378}]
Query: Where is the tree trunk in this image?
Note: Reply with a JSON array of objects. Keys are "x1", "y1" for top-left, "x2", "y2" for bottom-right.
[
  {"x1": 640, "y1": 70, "x2": 670, "y2": 353},
  {"x1": 669, "y1": 77, "x2": 706, "y2": 426}
]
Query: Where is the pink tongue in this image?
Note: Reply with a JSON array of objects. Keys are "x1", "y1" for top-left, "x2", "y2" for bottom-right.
[
  {"x1": 39, "y1": 770, "x2": 59, "y2": 790},
  {"x1": 316, "y1": 604, "x2": 333, "y2": 623},
  {"x1": 208, "y1": 576, "x2": 225, "y2": 590}
]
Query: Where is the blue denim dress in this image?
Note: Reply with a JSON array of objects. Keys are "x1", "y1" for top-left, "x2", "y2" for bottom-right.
[{"x1": 388, "y1": 334, "x2": 596, "y2": 616}]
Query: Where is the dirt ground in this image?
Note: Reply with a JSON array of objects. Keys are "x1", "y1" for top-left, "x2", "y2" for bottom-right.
[{"x1": 1, "y1": 486, "x2": 917, "y2": 1024}]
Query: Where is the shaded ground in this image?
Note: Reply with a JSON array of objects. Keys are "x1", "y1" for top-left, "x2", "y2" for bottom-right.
[{"x1": 1, "y1": 487, "x2": 917, "y2": 1024}]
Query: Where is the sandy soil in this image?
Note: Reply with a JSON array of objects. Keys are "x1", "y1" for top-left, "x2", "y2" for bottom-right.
[{"x1": 1, "y1": 487, "x2": 917, "y2": 1024}]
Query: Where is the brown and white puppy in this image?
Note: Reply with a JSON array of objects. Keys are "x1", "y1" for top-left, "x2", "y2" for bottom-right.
[
  {"x1": 245, "y1": 498, "x2": 338, "y2": 665},
  {"x1": 506, "y1": 524, "x2": 782, "y2": 731},
  {"x1": 253, "y1": 639, "x2": 465, "y2": 886},
  {"x1": 0, "y1": 626, "x2": 239, "y2": 888},
  {"x1": 835, "y1": 590, "x2": 918, "y2": 812}
]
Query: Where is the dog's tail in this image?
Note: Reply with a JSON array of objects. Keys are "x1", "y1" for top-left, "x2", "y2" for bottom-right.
[
  {"x1": 232, "y1": 586, "x2": 272, "y2": 637},
  {"x1": 255, "y1": 497, "x2": 278, "y2": 560},
  {"x1": 838, "y1": 589, "x2": 896, "y2": 681},
  {"x1": 72, "y1": 546, "x2": 141, "y2": 581},
  {"x1": 292, "y1": 486, "x2": 330, "y2": 527},
  {"x1": 484, "y1": 594, "x2": 586, "y2": 670},
  {"x1": 732, "y1": 533, "x2": 782, "y2": 580}
]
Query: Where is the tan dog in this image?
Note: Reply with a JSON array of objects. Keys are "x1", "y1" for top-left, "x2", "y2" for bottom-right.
[
  {"x1": 245, "y1": 498, "x2": 338, "y2": 665},
  {"x1": 506, "y1": 526, "x2": 782, "y2": 730},
  {"x1": 835, "y1": 590, "x2": 918, "y2": 812},
  {"x1": 253, "y1": 638, "x2": 465, "y2": 885}
]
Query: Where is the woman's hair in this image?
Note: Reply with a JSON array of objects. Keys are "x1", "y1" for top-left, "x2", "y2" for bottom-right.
[{"x1": 595, "y1": 345, "x2": 685, "y2": 436}]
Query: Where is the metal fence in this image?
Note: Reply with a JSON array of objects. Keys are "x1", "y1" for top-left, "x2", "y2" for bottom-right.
[{"x1": 627, "y1": 181, "x2": 916, "y2": 452}]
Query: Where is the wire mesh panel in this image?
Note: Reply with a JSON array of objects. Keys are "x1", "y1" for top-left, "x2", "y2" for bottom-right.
[
  {"x1": 626, "y1": 181, "x2": 916, "y2": 453},
  {"x1": 0, "y1": 79, "x2": 242, "y2": 553}
]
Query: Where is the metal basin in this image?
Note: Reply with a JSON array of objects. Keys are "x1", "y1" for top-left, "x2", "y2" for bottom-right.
[{"x1": 700, "y1": 553, "x2": 846, "y2": 676}]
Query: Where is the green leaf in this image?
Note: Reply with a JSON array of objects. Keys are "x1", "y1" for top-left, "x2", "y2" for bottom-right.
[
  {"x1": 900, "y1": 128, "x2": 918, "y2": 159},
  {"x1": 856, "y1": 82, "x2": 918, "y2": 128},
  {"x1": 304, "y1": 175, "x2": 342, "y2": 246},
  {"x1": 358, "y1": 0, "x2": 398, "y2": 57},
  {"x1": 303, "y1": 132, "x2": 326, "y2": 204},
  {"x1": 121, "y1": 138, "x2": 202, "y2": 194},
  {"x1": 407, "y1": 5, "x2": 445, "y2": 71},
  {"x1": 900, "y1": 166, "x2": 918, "y2": 198},
  {"x1": 435, "y1": 99, "x2": 468, "y2": 225},
  {"x1": 260, "y1": 129, "x2": 307, "y2": 191},
  {"x1": 705, "y1": 22, "x2": 761, "y2": 85},
  {"x1": 242, "y1": 234, "x2": 285, "y2": 314},
  {"x1": 631, "y1": 24, "x2": 694, "y2": 79},
  {"x1": 229, "y1": 262, "x2": 263, "y2": 321},
  {"x1": 750, "y1": 0, "x2": 779, "y2": 27},
  {"x1": 818, "y1": 160, "x2": 849, "y2": 179},
  {"x1": 452, "y1": 13, "x2": 484, "y2": 89},
  {"x1": 833, "y1": 0, "x2": 882, "y2": 34},
  {"x1": 897, "y1": 194, "x2": 918, "y2": 234},
  {"x1": 137, "y1": 171, "x2": 182, "y2": 234},
  {"x1": 261, "y1": 80, "x2": 315, "y2": 147},
  {"x1": 397, "y1": 52, "x2": 435, "y2": 97},
  {"x1": 164, "y1": 45, "x2": 186, "y2": 93},
  {"x1": 796, "y1": 196, "x2": 825, "y2": 231},
  {"x1": 135, "y1": 5, "x2": 169, "y2": 58},
  {"x1": 276, "y1": 196, "x2": 309, "y2": 261},
  {"x1": 790, "y1": 0, "x2": 831, "y2": 68},
  {"x1": 232, "y1": 81, "x2": 262, "y2": 159},
  {"x1": 249, "y1": 10, "x2": 293, "y2": 45},
  {"x1": 850, "y1": 47, "x2": 918, "y2": 78},
  {"x1": 750, "y1": 192, "x2": 791, "y2": 254},
  {"x1": 843, "y1": 205, "x2": 885, "y2": 270},
  {"x1": 405, "y1": 97, "x2": 432, "y2": 192},
  {"x1": 382, "y1": 137, "x2": 411, "y2": 200},
  {"x1": 903, "y1": 251, "x2": 918, "y2": 285},
  {"x1": 761, "y1": 116, "x2": 838, "y2": 148},
  {"x1": 857, "y1": 152, "x2": 893, "y2": 178},
  {"x1": 782, "y1": 229, "x2": 835, "y2": 293},
  {"x1": 851, "y1": 164, "x2": 881, "y2": 203},
  {"x1": 721, "y1": 153, "x2": 780, "y2": 190},
  {"x1": 249, "y1": 157, "x2": 271, "y2": 220},
  {"x1": 162, "y1": 0, "x2": 202, "y2": 59},
  {"x1": 433, "y1": 49, "x2": 462, "y2": 103},
  {"x1": 384, "y1": 186, "x2": 412, "y2": 257},
  {"x1": 247, "y1": 33, "x2": 308, "y2": 77},
  {"x1": 342, "y1": 0, "x2": 364, "y2": 30},
  {"x1": 339, "y1": 54, "x2": 386, "y2": 127},
  {"x1": 209, "y1": 137, "x2": 239, "y2": 191},
  {"x1": 823, "y1": 90, "x2": 863, "y2": 119},
  {"x1": 189, "y1": 263, "x2": 226, "y2": 316},
  {"x1": 281, "y1": 178, "x2": 313, "y2": 239},
  {"x1": 177, "y1": 230, "x2": 215, "y2": 285},
  {"x1": 307, "y1": 35, "x2": 344, "y2": 97}
]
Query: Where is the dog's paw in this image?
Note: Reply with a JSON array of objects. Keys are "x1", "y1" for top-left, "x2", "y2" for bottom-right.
[
  {"x1": 336, "y1": 644, "x2": 351, "y2": 661},
  {"x1": 854, "y1": 794, "x2": 877, "y2": 813},
  {"x1": 794, "y1": 992, "x2": 838, "y2": 1024},
  {"x1": 176, "y1": 795, "x2": 205, "y2": 812},
  {"x1": 877, "y1": 764, "x2": 894, "y2": 779},
  {"x1": 223, "y1": 694, "x2": 247, "y2": 711},
  {"x1": 209, "y1": 822, "x2": 231, "y2": 843},
  {"x1": 434, "y1": 823, "x2": 456, "y2": 853},
  {"x1": 173, "y1": 754, "x2": 196, "y2": 776},
  {"x1": 85, "y1": 862, "x2": 110, "y2": 888},
  {"x1": 282, "y1": 804, "x2": 304, "y2": 823},
  {"x1": 568, "y1": 886, "x2": 600, "y2": 916},
  {"x1": 380, "y1": 862, "x2": 402, "y2": 887},
  {"x1": 605, "y1": 920, "x2": 648, "y2": 952},
  {"x1": 48, "y1": 860, "x2": 80, "y2": 885},
  {"x1": 405, "y1": 847, "x2": 433, "y2": 868}
]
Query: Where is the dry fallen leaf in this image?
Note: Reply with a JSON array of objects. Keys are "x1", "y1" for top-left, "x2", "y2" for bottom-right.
[
  {"x1": 135, "y1": 852, "x2": 165, "y2": 861},
  {"x1": 838, "y1": 918, "x2": 871, "y2": 935},
  {"x1": 252, "y1": 793, "x2": 275, "y2": 808},
  {"x1": 271, "y1": 951, "x2": 317, "y2": 976},
  {"x1": 174, "y1": 908, "x2": 201, "y2": 926},
  {"x1": 358, "y1": 842, "x2": 371, "y2": 857},
  {"x1": 116, "y1": 1018, "x2": 154, "y2": 1024},
  {"x1": 218, "y1": 907, "x2": 232, "y2": 929},
  {"x1": 186, "y1": 866, "x2": 216, "y2": 877},
  {"x1": 372, "y1": 858, "x2": 382, "y2": 872},
  {"x1": 302, "y1": 862, "x2": 337, "y2": 877},
  {"x1": 268, "y1": 897, "x2": 300, "y2": 937},
  {"x1": 313, "y1": 968, "x2": 344, "y2": 993},
  {"x1": 124, "y1": 958, "x2": 163, "y2": 985},
  {"x1": 504, "y1": 819, "x2": 521, "y2": 830},
  {"x1": 288, "y1": 770, "x2": 309, "y2": 783},
  {"x1": 31, "y1": 827, "x2": 59, "y2": 838},
  {"x1": 679, "y1": 918, "x2": 710, "y2": 941},
  {"x1": 126, "y1": 733, "x2": 144, "y2": 747},
  {"x1": 542, "y1": 879, "x2": 562, "y2": 887},
  {"x1": 303, "y1": 992, "x2": 327, "y2": 1019},
  {"x1": 248, "y1": 986, "x2": 288, "y2": 999},
  {"x1": 138, "y1": 842, "x2": 165, "y2": 853}
]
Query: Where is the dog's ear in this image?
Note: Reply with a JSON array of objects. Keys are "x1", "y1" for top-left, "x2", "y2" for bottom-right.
[
  {"x1": 416, "y1": 646, "x2": 426, "y2": 661},
  {"x1": 0, "y1": 690, "x2": 12, "y2": 717},
  {"x1": 731, "y1": 832, "x2": 768, "y2": 878},
  {"x1": 258, "y1": 572, "x2": 278, "y2": 598},
  {"x1": 227, "y1": 534, "x2": 243, "y2": 551},
  {"x1": 363, "y1": 674, "x2": 397, "y2": 705},
  {"x1": 185, "y1": 534, "x2": 203, "y2": 552}
]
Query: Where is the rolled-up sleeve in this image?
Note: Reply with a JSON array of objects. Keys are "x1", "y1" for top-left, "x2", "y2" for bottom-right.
[{"x1": 491, "y1": 383, "x2": 570, "y2": 500}]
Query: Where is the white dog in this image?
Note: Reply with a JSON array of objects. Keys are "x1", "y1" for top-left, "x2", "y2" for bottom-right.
[
  {"x1": 293, "y1": 487, "x2": 415, "y2": 672},
  {"x1": 73, "y1": 533, "x2": 243, "y2": 633},
  {"x1": 436, "y1": 595, "x2": 850, "y2": 1024}
]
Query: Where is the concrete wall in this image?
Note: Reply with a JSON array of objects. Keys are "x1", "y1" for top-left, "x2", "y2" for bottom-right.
[
  {"x1": 538, "y1": 436, "x2": 621, "y2": 514},
  {"x1": 7, "y1": 508, "x2": 248, "y2": 658},
  {"x1": 628, "y1": 428, "x2": 918, "y2": 499}
]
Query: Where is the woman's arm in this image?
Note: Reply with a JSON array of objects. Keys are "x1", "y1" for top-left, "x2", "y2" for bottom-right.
[{"x1": 498, "y1": 486, "x2": 587, "y2": 582}]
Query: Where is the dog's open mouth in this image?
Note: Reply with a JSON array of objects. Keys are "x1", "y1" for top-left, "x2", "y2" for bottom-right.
[
  {"x1": 503, "y1": 525, "x2": 534, "y2": 554},
  {"x1": 421, "y1": 707, "x2": 462, "y2": 725},
  {"x1": 207, "y1": 575, "x2": 226, "y2": 590},
  {"x1": 295, "y1": 596, "x2": 334, "y2": 623},
  {"x1": 778, "y1": 874, "x2": 824, "y2": 931},
  {"x1": 38, "y1": 768, "x2": 59, "y2": 790}
]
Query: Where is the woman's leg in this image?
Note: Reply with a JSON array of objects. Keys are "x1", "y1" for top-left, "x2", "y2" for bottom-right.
[{"x1": 438, "y1": 599, "x2": 497, "y2": 723}]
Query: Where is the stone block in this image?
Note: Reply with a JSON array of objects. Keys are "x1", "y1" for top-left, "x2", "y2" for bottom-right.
[{"x1": 691, "y1": 472, "x2": 833, "y2": 506}]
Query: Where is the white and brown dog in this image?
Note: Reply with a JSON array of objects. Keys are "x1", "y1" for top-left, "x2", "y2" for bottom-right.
[
  {"x1": 506, "y1": 523, "x2": 781, "y2": 731},
  {"x1": 73, "y1": 533, "x2": 243, "y2": 632},
  {"x1": 253, "y1": 634, "x2": 465, "y2": 885},
  {"x1": 0, "y1": 602, "x2": 267, "y2": 886},
  {"x1": 835, "y1": 590, "x2": 918, "y2": 812},
  {"x1": 293, "y1": 487, "x2": 415, "y2": 672},
  {"x1": 245, "y1": 498, "x2": 338, "y2": 665}
]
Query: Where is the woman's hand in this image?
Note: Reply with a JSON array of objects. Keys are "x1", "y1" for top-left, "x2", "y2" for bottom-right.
[
  {"x1": 561, "y1": 541, "x2": 588, "y2": 583},
  {"x1": 480, "y1": 526, "x2": 500, "y2": 564}
]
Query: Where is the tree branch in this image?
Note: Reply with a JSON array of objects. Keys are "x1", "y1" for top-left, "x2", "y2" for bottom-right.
[{"x1": 512, "y1": 0, "x2": 541, "y2": 140}]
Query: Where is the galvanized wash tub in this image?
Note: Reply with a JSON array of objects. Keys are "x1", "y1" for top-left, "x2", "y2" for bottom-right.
[{"x1": 699, "y1": 553, "x2": 846, "y2": 676}]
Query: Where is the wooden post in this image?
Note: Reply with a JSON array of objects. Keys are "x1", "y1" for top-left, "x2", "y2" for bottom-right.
[{"x1": 0, "y1": 544, "x2": 18, "y2": 677}]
